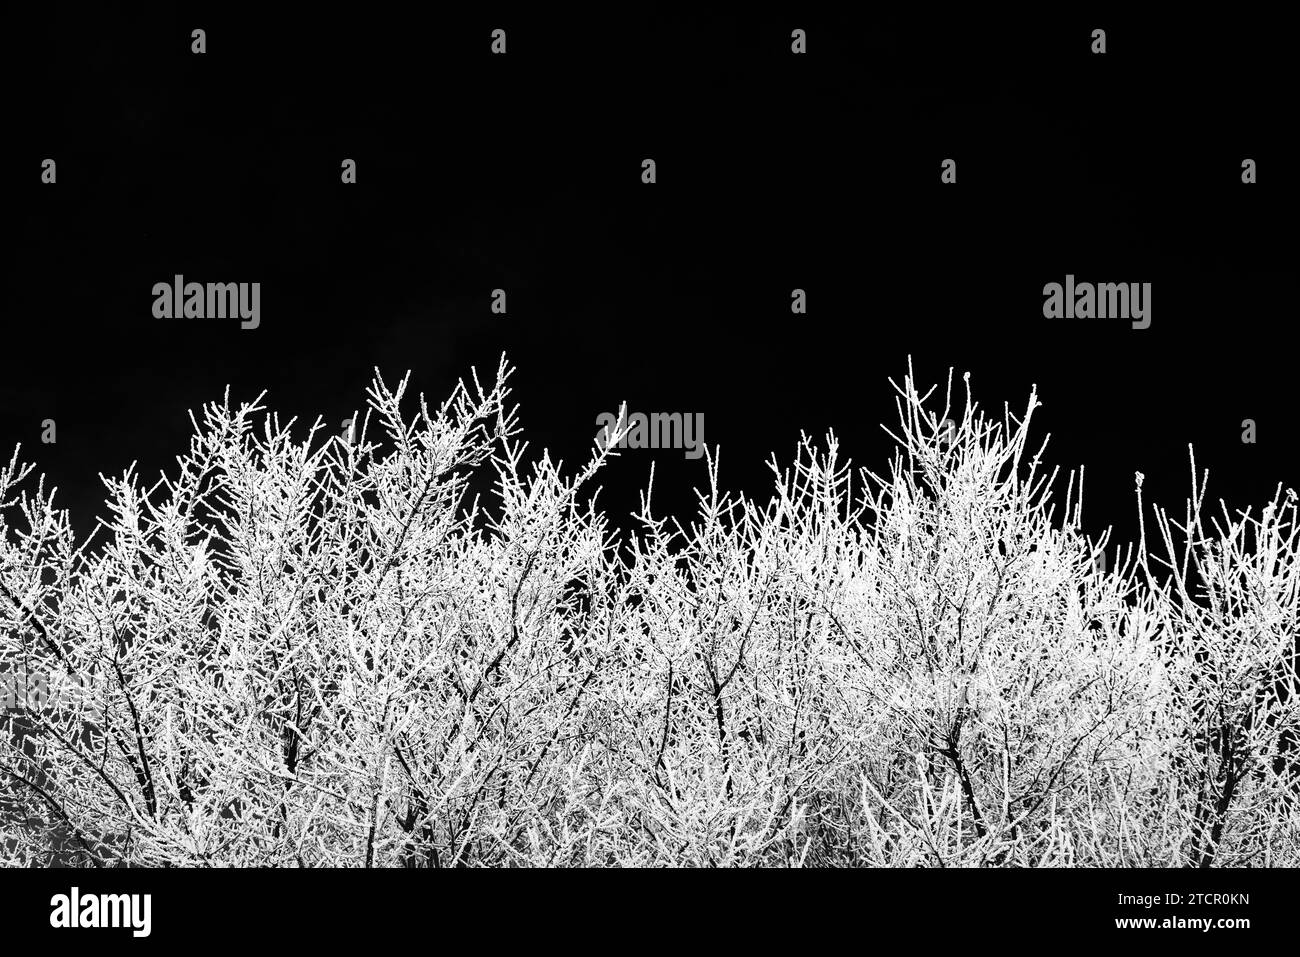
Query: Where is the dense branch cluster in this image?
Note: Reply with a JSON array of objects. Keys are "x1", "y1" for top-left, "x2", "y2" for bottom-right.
[{"x1": 2, "y1": 359, "x2": 1297, "y2": 866}]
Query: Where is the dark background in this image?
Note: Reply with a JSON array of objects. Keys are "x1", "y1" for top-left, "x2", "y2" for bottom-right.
[{"x1": 7, "y1": 9, "x2": 1295, "y2": 553}]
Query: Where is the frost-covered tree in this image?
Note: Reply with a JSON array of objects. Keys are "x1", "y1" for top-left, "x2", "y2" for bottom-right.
[
  {"x1": 2, "y1": 358, "x2": 1296, "y2": 866},
  {"x1": 1139, "y1": 461, "x2": 1299, "y2": 866}
]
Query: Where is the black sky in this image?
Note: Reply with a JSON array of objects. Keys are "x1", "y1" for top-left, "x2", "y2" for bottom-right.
[{"x1": 7, "y1": 10, "x2": 1295, "y2": 551}]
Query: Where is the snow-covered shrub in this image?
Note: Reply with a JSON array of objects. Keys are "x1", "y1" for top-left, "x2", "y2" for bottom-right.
[
  {"x1": 1138, "y1": 461, "x2": 1300, "y2": 867},
  {"x1": 2, "y1": 358, "x2": 1296, "y2": 866}
]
